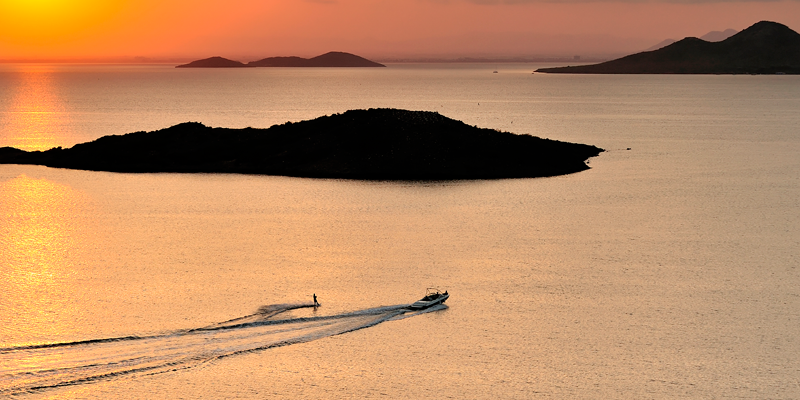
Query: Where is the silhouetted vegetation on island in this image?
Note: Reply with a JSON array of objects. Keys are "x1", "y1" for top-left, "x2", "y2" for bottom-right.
[
  {"x1": 0, "y1": 109, "x2": 602, "y2": 180},
  {"x1": 176, "y1": 52, "x2": 385, "y2": 68},
  {"x1": 537, "y1": 21, "x2": 800, "y2": 74}
]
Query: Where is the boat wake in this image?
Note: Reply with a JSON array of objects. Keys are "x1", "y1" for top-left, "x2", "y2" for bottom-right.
[{"x1": 0, "y1": 302, "x2": 446, "y2": 395}]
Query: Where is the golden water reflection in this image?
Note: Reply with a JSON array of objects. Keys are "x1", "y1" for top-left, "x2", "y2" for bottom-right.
[
  {"x1": 0, "y1": 66, "x2": 72, "y2": 151},
  {"x1": 0, "y1": 174, "x2": 88, "y2": 345}
]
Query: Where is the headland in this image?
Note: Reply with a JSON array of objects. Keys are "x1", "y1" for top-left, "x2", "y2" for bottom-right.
[{"x1": 536, "y1": 21, "x2": 800, "y2": 74}]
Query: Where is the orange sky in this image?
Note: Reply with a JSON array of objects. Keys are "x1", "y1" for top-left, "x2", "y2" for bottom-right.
[{"x1": 1, "y1": 0, "x2": 799, "y2": 61}]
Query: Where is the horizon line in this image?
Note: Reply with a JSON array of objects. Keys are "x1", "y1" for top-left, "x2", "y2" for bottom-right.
[{"x1": 0, "y1": 54, "x2": 620, "y2": 65}]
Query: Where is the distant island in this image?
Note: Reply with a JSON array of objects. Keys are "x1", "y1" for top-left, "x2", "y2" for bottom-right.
[
  {"x1": 537, "y1": 21, "x2": 800, "y2": 74},
  {"x1": 176, "y1": 52, "x2": 385, "y2": 68},
  {"x1": 0, "y1": 109, "x2": 602, "y2": 180},
  {"x1": 176, "y1": 56, "x2": 249, "y2": 68}
]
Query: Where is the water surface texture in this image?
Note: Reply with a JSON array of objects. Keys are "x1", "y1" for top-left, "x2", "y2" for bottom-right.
[{"x1": 1, "y1": 64, "x2": 799, "y2": 398}]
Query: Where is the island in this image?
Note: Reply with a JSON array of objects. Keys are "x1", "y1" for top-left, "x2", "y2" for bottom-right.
[
  {"x1": 536, "y1": 21, "x2": 800, "y2": 74},
  {"x1": 0, "y1": 109, "x2": 603, "y2": 180},
  {"x1": 248, "y1": 52, "x2": 385, "y2": 67},
  {"x1": 175, "y1": 56, "x2": 251, "y2": 68},
  {"x1": 176, "y1": 52, "x2": 385, "y2": 68}
]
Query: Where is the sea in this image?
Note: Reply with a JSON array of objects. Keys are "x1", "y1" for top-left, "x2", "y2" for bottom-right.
[{"x1": 0, "y1": 63, "x2": 798, "y2": 399}]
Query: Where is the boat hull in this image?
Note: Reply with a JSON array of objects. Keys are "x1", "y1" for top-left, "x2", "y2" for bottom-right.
[{"x1": 408, "y1": 293, "x2": 449, "y2": 310}]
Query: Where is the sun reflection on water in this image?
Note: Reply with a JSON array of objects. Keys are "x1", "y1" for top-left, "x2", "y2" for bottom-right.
[
  {"x1": 0, "y1": 174, "x2": 88, "y2": 346},
  {"x1": 0, "y1": 66, "x2": 72, "y2": 151}
]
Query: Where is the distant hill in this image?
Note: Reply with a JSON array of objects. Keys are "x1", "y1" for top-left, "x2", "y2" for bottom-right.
[
  {"x1": 700, "y1": 28, "x2": 738, "y2": 42},
  {"x1": 0, "y1": 109, "x2": 601, "y2": 180},
  {"x1": 644, "y1": 39, "x2": 677, "y2": 52},
  {"x1": 176, "y1": 52, "x2": 385, "y2": 68},
  {"x1": 175, "y1": 56, "x2": 251, "y2": 68},
  {"x1": 538, "y1": 21, "x2": 800, "y2": 74},
  {"x1": 644, "y1": 28, "x2": 737, "y2": 52},
  {"x1": 246, "y1": 56, "x2": 308, "y2": 67}
]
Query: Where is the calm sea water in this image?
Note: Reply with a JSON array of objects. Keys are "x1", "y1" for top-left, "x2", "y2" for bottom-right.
[{"x1": 1, "y1": 64, "x2": 799, "y2": 398}]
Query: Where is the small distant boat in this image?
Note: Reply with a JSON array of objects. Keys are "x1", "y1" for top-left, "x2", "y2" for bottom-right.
[{"x1": 408, "y1": 288, "x2": 449, "y2": 310}]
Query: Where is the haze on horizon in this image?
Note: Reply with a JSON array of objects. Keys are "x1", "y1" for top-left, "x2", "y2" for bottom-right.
[{"x1": 1, "y1": 0, "x2": 800, "y2": 62}]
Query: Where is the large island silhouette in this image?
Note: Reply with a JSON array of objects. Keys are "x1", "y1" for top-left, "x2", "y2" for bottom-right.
[
  {"x1": 537, "y1": 21, "x2": 800, "y2": 74},
  {"x1": 177, "y1": 52, "x2": 385, "y2": 68},
  {"x1": 0, "y1": 109, "x2": 602, "y2": 180}
]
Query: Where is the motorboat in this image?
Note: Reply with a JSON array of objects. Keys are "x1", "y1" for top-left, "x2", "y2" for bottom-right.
[{"x1": 408, "y1": 288, "x2": 449, "y2": 310}]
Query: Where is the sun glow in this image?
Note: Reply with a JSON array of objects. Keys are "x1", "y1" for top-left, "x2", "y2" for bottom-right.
[
  {"x1": 0, "y1": 66, "x2": 74, "y2": 151},
  {"x1": 0, "y1": 174, "x2": 89, "y2": 345},
  {"x1": 0, "y1": 0, "x2": 126, "y2": 46}
]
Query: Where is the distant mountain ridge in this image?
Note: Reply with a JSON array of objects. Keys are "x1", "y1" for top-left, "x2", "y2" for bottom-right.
[
  {"x1": 537, "y1": 21, "x2": 800, "y2": 74},
  {"x1": 644, "y1": 28, "x2": 737, "y2": 52},
  {"x1": 700, "y1": 28, "x2": 738, "y2": 42},
  {"x1": 644, "y1": 39, "x2": 677, "y2": 52},
  {"x1": 176, "y1": 52, "x2": 385, "y2": 68}
]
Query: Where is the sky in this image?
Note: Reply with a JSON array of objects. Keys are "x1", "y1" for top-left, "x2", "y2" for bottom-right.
[{"x1": 1, "y1": 0, "x2": 799, "y2": 61}]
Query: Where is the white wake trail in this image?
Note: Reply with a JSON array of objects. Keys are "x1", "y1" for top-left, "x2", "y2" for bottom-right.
[{"x1": 0, "y1": 302, "x2": 445, "y2": 396}]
